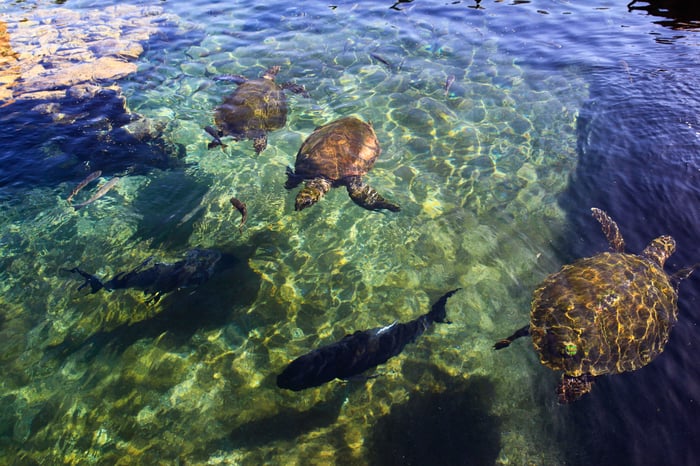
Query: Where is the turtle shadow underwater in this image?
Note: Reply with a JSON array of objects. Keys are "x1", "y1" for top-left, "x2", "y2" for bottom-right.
[
  {"x1": 368, "y1": 367, "x2": 501, "y2": 466},
  {"x1": 47, "y1": 243, "x2": 261, "y2": 359},
  {"x1": 204, "y1": 364, "x2": 500, "y2": 466}
]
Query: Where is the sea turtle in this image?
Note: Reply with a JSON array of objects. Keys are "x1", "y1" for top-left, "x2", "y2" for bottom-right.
[
  {"x1": 494, "y1": 207, "x2": 694, "y2": 403},
  {"x1": 204, "y1": 65, "x2": 307, "y2": 154},
  {"x1": 285, "y1": 116, "x2": 400, "y2": 212}
]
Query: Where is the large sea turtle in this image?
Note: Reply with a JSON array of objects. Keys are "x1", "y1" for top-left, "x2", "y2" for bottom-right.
[
  {"x1": 205, "y1": 65, "x2": 307, "y2": 154},
  {"x1": 285, "y1": 116, "x2": 400, "y2": 212},
  {"x1": 494, "y1": 207, "x2": 694, "y2": 403}
]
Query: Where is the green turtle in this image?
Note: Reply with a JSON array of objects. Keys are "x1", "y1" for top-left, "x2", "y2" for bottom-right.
[
  {"x1": 494, "y1": 207, "x2": 694, "y2": 403},
  {"x1": 205, "y1": 65, "x2": 307, "y2": 154},
  {"x1": 285, "y1": 116, "x2": 400, "y2": 212}
]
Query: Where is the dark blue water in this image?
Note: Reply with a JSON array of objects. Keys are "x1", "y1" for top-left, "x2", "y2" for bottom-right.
[{"x1": 1, "y1": 0, "x2": 700, "y2": 464}]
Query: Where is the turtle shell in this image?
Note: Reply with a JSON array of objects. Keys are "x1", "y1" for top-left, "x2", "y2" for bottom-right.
[
  {"x1": 214, "y1": 77, "x2": 287, "y2": 138},
  {"x1": 530, "y1": 250, "x2": 678, "y2": 378},
  {"x1": 292, "y1": 116, "x2": 380, "y2": 182}
]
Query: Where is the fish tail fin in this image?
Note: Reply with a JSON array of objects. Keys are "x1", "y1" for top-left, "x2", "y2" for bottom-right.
[
  {"x1": 429, "y1": 288, "x2": 461, "y2": 324},
  {"x1": 64, "y1": 267, "x2": 104, "y2": 293}
]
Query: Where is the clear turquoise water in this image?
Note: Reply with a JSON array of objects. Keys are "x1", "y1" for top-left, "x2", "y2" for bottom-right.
[{"x1": 0, "y1": 0, "x2": 699, "y2": 464}]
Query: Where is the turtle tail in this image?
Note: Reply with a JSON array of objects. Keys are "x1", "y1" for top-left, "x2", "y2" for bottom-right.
[
  {"x1": 346, "y1": 177, "x2": 400, "y2": 212},
  {"x1": 64, "y1": 267, "x2": 104, "y2": 294},
  {"x1": 428, "y1": 288, "x2": 460, "y2": 324}
]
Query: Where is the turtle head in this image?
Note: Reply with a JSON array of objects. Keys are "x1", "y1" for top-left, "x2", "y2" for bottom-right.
[
  {"x1": 557, "y1": 374, "x2": 595, "y2": 404},
  {"x1": 295, "y1": 178, "x2": 332, "y2": 211},
  {"x1": 642, "y1": 235, "x2": 676, "y2": 266},
  {"x1": 295, "y1": 189, "x2": 321, "y2": 211}
]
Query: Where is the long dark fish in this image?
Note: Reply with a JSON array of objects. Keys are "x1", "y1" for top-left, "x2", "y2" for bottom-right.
[
  {"x1": 67, "y1": 170, "x2": 101, "y2": 202},
  {"x1": 276, "y1": 288, "x2": 461, "y2": 391},
  {"x1": 73, "y1": 177, "x2": 120, "y2": 210},
  {"x1": 64, "y1": 248, "x2": 222, "y2": 304},
  {"x1": 230, "y1": 197, "x2": 247, "y2": 233}
]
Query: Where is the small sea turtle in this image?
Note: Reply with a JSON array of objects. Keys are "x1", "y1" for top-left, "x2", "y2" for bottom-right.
[
  {"x1": 285, "y1": 116, "x2": 400, "y2": 212},
  {"x1": 205, "y1": 65, "x2": 307, "y2": 154},
  {"x1": 494, "y1": 208, "x2": 694, "y2": 403}
]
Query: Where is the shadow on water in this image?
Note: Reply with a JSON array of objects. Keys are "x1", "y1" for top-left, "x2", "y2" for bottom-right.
[
  {"x1": 129, "y1": 168, "x2": 214, "y2": 250},
  {"x1": 368, "y1": 362, "x2": 501, "y2": 466},
  {"x1": 557, "y1": 58, "x2": 700, "y2": 465},
  {"x1": 628, "y1": 0, "x2": 700, "y2": 30},
  {"x1": 207, "y1": 386, "x2": 349, "y2": 454},
  {"x1": 0, "y1": 89, "x2": 185, "y2": 190}
]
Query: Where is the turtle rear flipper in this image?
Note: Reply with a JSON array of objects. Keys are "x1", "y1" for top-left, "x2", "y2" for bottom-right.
[
  {"x1": 557, "y1": 374, "x2": 595, "y2": 403},
  {"x1": 493, "y1": 325, "x2": 530, "y2": 349},
  {"x1": 281, "y1": 81, "x2": 310, "y2": 97},
  {"x1": 346, "y1": 176, "x2": 400, "y2": 212}
]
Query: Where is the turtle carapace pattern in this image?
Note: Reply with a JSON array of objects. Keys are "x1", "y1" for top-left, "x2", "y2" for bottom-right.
[
  {"x1": 285, "y1": 116, "x2": 400, "y2": 212},
  {"x1": 494, "y1": 208, "x2": 694, "y2": 403},
  {"x1": 205, "y1": 65, "x2": 308, "y2": 154}
]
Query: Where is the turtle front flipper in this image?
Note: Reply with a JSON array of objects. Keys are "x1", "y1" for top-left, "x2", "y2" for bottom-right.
[
  {"x1": 557, "y1": 374, "x2": 595, "y2": 403},
  {"x1": 641, "y1": 235, "x2": 676, "y2": 267},
  {"x1": 281, "y1": 81, "x2": 310, "y2": 98},
  {"x1": 591, "y1": 207, "x2": 625, "y2": 253},
  {"x1": 295, "y1": 177, "x2": 332, "y2": 211},
  {"x1": 346, "y1": 176, "x2": 400, "y2": 212}
]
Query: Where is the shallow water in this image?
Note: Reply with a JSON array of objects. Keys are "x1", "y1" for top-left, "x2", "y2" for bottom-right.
[{"x1": 0, "y1": 0, "x2": 699, "y2": 464}]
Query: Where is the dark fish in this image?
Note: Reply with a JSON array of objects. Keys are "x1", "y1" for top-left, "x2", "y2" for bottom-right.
[
  {"x1": 444, "y1": 74, "x2": 455, "y2": 97},
  {"x1": 73, "y1": 177, "x2": 119, "y2": 210},
  {"x1": 277, "y1": 288, "x2": 461, "y2": 391},
  {"x1": 67, "y1": 170, "x2": 102, "y2": 203},
  {"x1": 370, "y1": 52, "x2": 392, "y2": 69},
  {"x1": 230, "y1": 197, "x2": 247, "y2": 233},
  {"x1": 204, "y1": 125, "x2": 227, "y2": 150},
  {"x1": 64, "y1": 248, "x2": 222, "y2": 304}
]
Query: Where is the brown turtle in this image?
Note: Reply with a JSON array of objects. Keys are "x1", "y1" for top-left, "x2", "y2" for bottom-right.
[
  {"x1": 285, "y1": 116, "x2": 400, "y2": 212},
  {"x1": 494, "y1": 208, "x2": 695, "y2": 403},
  {"x1": 204, "y1": 65, "x2": 307, "y2": 154}
]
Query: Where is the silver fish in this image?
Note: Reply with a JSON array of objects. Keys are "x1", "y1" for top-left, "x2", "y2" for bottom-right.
[
  {"x1": 73, "y1": 177, "x2": 120, "y2": 210},
  {"x1": 67, "y1": 170, "x2": 101, "y2": 203},
  {"x1": 444, "y1": 74, "x2": 455, "y2": 97}
]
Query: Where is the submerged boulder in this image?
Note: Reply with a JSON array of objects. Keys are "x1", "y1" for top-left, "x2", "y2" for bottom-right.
[{"x1": 0, "y1": 5, "x2": 192, "y2": 186}]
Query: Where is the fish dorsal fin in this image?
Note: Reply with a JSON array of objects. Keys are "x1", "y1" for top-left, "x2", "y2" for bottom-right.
[
  {"x1": 591, "y1": 208, "x2": 625, "y2": 252},
  {"x1": 376, "y1": 321, "x2": 398, "y2": 335}
]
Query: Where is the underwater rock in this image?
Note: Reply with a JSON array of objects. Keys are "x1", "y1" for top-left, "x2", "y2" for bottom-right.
[{"x1": 0, "y1": 6, "x2": 191, "y2": 187}]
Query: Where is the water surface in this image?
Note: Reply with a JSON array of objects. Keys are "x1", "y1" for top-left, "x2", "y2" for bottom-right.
[{"x1": 0, "y1": 0, "x2": 699, "y2": 464}]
